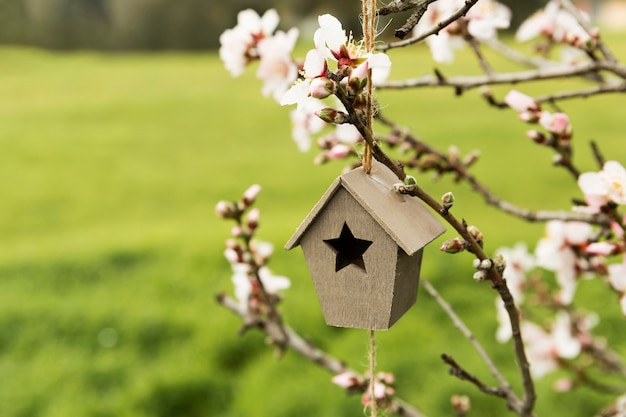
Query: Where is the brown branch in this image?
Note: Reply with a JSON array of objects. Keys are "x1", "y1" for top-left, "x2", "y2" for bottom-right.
[
  {"x1": 533, "y1": 82, "x2": 626, "y2": 104},
  {"x1": 441, "y1": 353, "x2": 509, "y2": 398},
  {"x1": 217, "y1": 293, "x2": 428, "y2": 417},
  {"x1": 375, "y1": 114, "x2": 612, "y2": 227},
  {"x1": 396, "y1": 184, "x2": 536, "y2": 416},
  {"x1": 377, "y1": 0, "x2": 480, "y2": 52},
  {"x1": 377, "y1": 60, "x2": 626, "y2": 91},
  {"x1": 422, "y1": 280, "x2": 519, "y2": 404}
]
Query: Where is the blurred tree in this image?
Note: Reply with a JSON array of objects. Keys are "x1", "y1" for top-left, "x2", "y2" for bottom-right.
[{"x1": 0, "y1": 0, "x2": 549, "y2": 51}]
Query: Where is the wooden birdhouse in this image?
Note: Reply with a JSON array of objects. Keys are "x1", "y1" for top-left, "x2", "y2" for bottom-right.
[{"x1": 285, "y1": 160, "x2": 446, "y2": 330}]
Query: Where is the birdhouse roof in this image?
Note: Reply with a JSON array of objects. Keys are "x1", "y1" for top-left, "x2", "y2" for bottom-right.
[{"x1": 285, "y1": 160, "x2": 446, "y2": 255}]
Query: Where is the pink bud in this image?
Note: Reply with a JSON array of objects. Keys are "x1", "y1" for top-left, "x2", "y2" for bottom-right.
[
  {"x1": 518, "y1": 111, "x2": 540, "y2": 123},
  {"x1": 224, "y1": 248, "x2": 240, "y2": 264},
  {"x1": 440, "y1": 237, "x2": 465, "y2": 253},
  {"x1": 332, "y1": 371, "x2": 361, "y2": 389},
  {"x1": 540, "y1": 112, "x2": 572, "y2": 138},
  {"x1": 247, "y1": 208, "x2": 260, "y2": 229},
  {"x1": 586, "y1": 241, "x2": 621, "y2": 256},
  {"x1": 215, "y1": 201, "x2": 236, "y2": 218},
  {"x1": 526, "y1": 129, "x2": 547, "y2": 143},
  {"x1": 242, "y1": 184, "x2": 261, "y2": 206},
  {"x1": 504, "y1": 90, "x2": 539, "y2": 113},
  {"x1": 309, "y1": 77, "x2": 335, "y2": 99},
  {"x1": 328, "y1": 144, "x2": 352, "y2": 159},
  {"x1": 315, "y1": 108, "x2": 350, "y2": 124},
  {"x1": 231, "y1": 226, "x2": 243, "y2": 237}
]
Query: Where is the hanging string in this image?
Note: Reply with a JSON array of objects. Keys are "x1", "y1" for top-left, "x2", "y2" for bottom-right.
[
  {"x1": 368, "y1": 329, "x2": 378, "y2": 417},
  {"x1": 361, "y1": 0, "x2": 376, "y2": 174}
]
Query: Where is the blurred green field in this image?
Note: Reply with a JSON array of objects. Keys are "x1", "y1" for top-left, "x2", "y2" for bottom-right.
[{"x1": 0, "y1": 39, "x2": 625, "y2": 417}]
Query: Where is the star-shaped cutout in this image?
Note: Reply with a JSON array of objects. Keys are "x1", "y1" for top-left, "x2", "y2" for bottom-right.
[{"x1": 323, "y1": 222, "x2": 373, "y2": 272}]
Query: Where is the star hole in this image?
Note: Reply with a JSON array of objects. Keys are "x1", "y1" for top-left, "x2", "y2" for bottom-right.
[{"x1": 323, "y1": 222, "x2": 373, "y2": 272}]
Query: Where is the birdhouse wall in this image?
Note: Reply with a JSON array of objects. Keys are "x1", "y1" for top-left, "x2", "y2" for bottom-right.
[
  {"x1": 388, "y1": 248, "x2": 423, "y2": 328},
  {"x1": 299, "y1": 187, "x2": 413, "y2": 330}
]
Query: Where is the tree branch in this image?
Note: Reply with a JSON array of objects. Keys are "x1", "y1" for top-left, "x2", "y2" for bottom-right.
[
  {"x1": 217, "y1": 293, "x2": 428, "y2": 417},
  {"x1": 377, "y1": 60, "x2": 626, "y2": 91},
  {"x1": 377, "y1": 0, "x2": 480, "y2": 52}
]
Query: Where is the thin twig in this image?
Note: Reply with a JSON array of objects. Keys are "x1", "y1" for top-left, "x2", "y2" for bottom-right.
[
  {"x1": 397, "y1": 185, "x2": 537, "y2": 416},
  {"x1": 422, "y1": 280, "x2": 517, "y2": 401},
  {"x1": 377, "y1": 0, "x2": 480, "y2": 52},
  {"x1": 441, "y1": 353, "x2": 509, "y2": 398},
  {"x1": 377, "y1": 60, "x2": 626, "y2": 91},
  {"x1": 375, "y1": 114, "x2": 612, "y2": 227}
]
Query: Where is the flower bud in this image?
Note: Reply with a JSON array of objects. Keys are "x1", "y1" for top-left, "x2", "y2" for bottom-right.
[
  {"x1": 242, "y1": 184, "x2": 261, "y2": 206},
  {"x1": 467, "y1": 225, "x2": 483, "y2": 242},
  {"x1": 404, "y1": 175, "x2": 417, "y2": 186},
  {"x1": 479, "y1": 258, "x2": 493, "y2": 271},
  {"x1": 473, "y1": 270, "x2": 487, "y2": 282},
  {"x1": 231, "y1": 225, "x2": 243, "y2": 237},
  {"x1": 585, "y1": 241, "x2": 621, "y2": 256},
  {"x1": 504, "y1": 90, "x2": 539, "y2": 113},
  {"x1": 518, "y1": 111, "x2": 540, "y2": 123},
  {"x1": 215, "y1": 200, "x2": 237, "y2": 219},
  {"x1": 315, "y1": 108, "x2": 350, "y2": 124},
  {"x1": 328, "y1": 144, "x2": 351, "y2": 159},
  {"x1": 440, "y1": 237, "x2": 465, "y2": 254},
  {"x1": 224, "y1": 248, "x2": 240, "y2": 264},
  {"x1": 526, "y1": 130, "x2": 547, "y2": 144},
  {"x1": 493, "y1": 253, "x2": 506, "y2": 274},
  {"x1": 309, "y1": 77, "x2": 335, "y2": 99},
  {"x1": 247, "y1": 208, "x2": 260, "y2": 230},
  {"x1": 463, "y1": 150, "x2": 480, "y2": 167},
  {"x1": 442, "y1": 192, "x2": 455, "y2": 210},
  {"x1": 451, "y1": 395, "x2": 471, "y2": 415}
]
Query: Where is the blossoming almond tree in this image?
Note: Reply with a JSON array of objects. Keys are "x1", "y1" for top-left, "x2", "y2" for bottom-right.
[{"x1": 216, "y1": 1, "x2": 626, "y2": 416}]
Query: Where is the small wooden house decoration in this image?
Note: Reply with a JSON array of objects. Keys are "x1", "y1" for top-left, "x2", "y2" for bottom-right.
[{"x1": 285, "y1": 160, "x2": 446, "y2": 330}]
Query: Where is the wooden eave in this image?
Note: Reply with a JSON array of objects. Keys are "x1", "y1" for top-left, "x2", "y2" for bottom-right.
[{"x1": 285, "y1": 160, "x2": 445, "y2": 255}]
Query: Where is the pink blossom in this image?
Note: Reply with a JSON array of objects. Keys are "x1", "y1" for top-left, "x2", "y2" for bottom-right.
[
  {"x1": 466, "y1": 0, "x2": 511, "y2": 40},
  {"x1": 504, "y1": 90, "x2": 539, "y2": 113},
  {"x1": 578, "y1": 161, "x2": 626, "y2": 208},
  {"x1": 242, "y1": 184, "x2": 261, "y2": 205},
  {"x1": 280, "y1": 48, "x2": 327, "y2": 110},
  {"x1": 522, "y1": 312, "x2": 581, "y2": 378},
  {"x1": 231, "y1": 263, "x2": 290, "y2": 313},
  {"x1": 608, "y1": 260, "x2": 626, "y2": 315},
  {"x1": 516, "y1": 0, "x2": 592, "y2": 48},
  {"x1": 539, "y1": 111, "x2": 572, "y2": 138},
  {"x1": 256, "y1": 28, "x2": 299, "y2": 102},
  {"x1": 224, "y1": 248, "x2": 240, "y2": 264},
  {"x1": 331, "y1": 371, "x2": 362, "y2": 388},
  {"x1": 313, "y1": 14, "x2": 391, "y2": 79},
  {"x1": 215, "y1": 200, "x2": 236, "y2": 218},
  {"x1": 327, "y1": 144, "x2": 352, "y2": 159},
  {"x1": 288, "y1": 99, "x2": 327, "y2": 152},
  {"x1": 535, "y1": 221, "x2": 592, "y2": 304},
  {"x1": 586, "y1": 241, "x2": 620, "y2": 256},
  {"x1": 497, "y1": 242, "x2": 534, "y2": 302},
  {"x1": 219, "y1": 9, "x2": 279, "y2": 76},
  {"x1": 413, "y1": 0, "x2": 510, "y2": 63}
]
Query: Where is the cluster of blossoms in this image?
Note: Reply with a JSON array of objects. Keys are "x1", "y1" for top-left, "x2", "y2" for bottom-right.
[
  {"x1": 216, "y1": 184, "x2": 290, "y2": 314},
  {"x1": 440, "y1": 156, "x2": 626, "y2": 382},
  {"x1": 516, "y1": 0, "x2": 597, "y2": 50},
  {"x1": 332, "y1": 370, "x2": 395, "y2": 407},
  {"x1": 220, "y1": 10, "x2": 391, "y2": 160},
  {"x1": 504, "y1": 89, "x2": 572, "y2": 144},
  {"x1": 414, "y1": 0, "x2": 511, "y2": 63},
  {"x1": 219, "y1": 9, "x2": 298, "y2": 102}
]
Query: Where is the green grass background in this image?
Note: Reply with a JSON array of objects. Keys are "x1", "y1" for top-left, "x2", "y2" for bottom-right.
[{"x1": 0, "y1": 36, "x2": 625, "y2": 417}]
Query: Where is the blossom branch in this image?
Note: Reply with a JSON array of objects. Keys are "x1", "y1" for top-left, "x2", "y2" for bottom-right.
[
  {"x1": 377, "y1": 60, "x2": 626, "y2": 92},
  {"x1": 217, "y1": 293, "x2": 428, "y2": 417},
  {"x1": 377, "y1": 0, "x2": 481, "y2": 52},
  {"x1": 533, "y1": 82, "x2": 626, "y2": 104},
  {"x1": 395, "y1": 183, "x2": 537, "y2": 416},
  {"x1": 375, "y1": 113, "x2": 612, "y2": 227}
]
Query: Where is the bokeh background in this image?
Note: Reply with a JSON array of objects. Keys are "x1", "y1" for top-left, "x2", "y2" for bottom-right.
[{"x1": 1, "y1": 0, "x2": 626, "y2": 416}]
